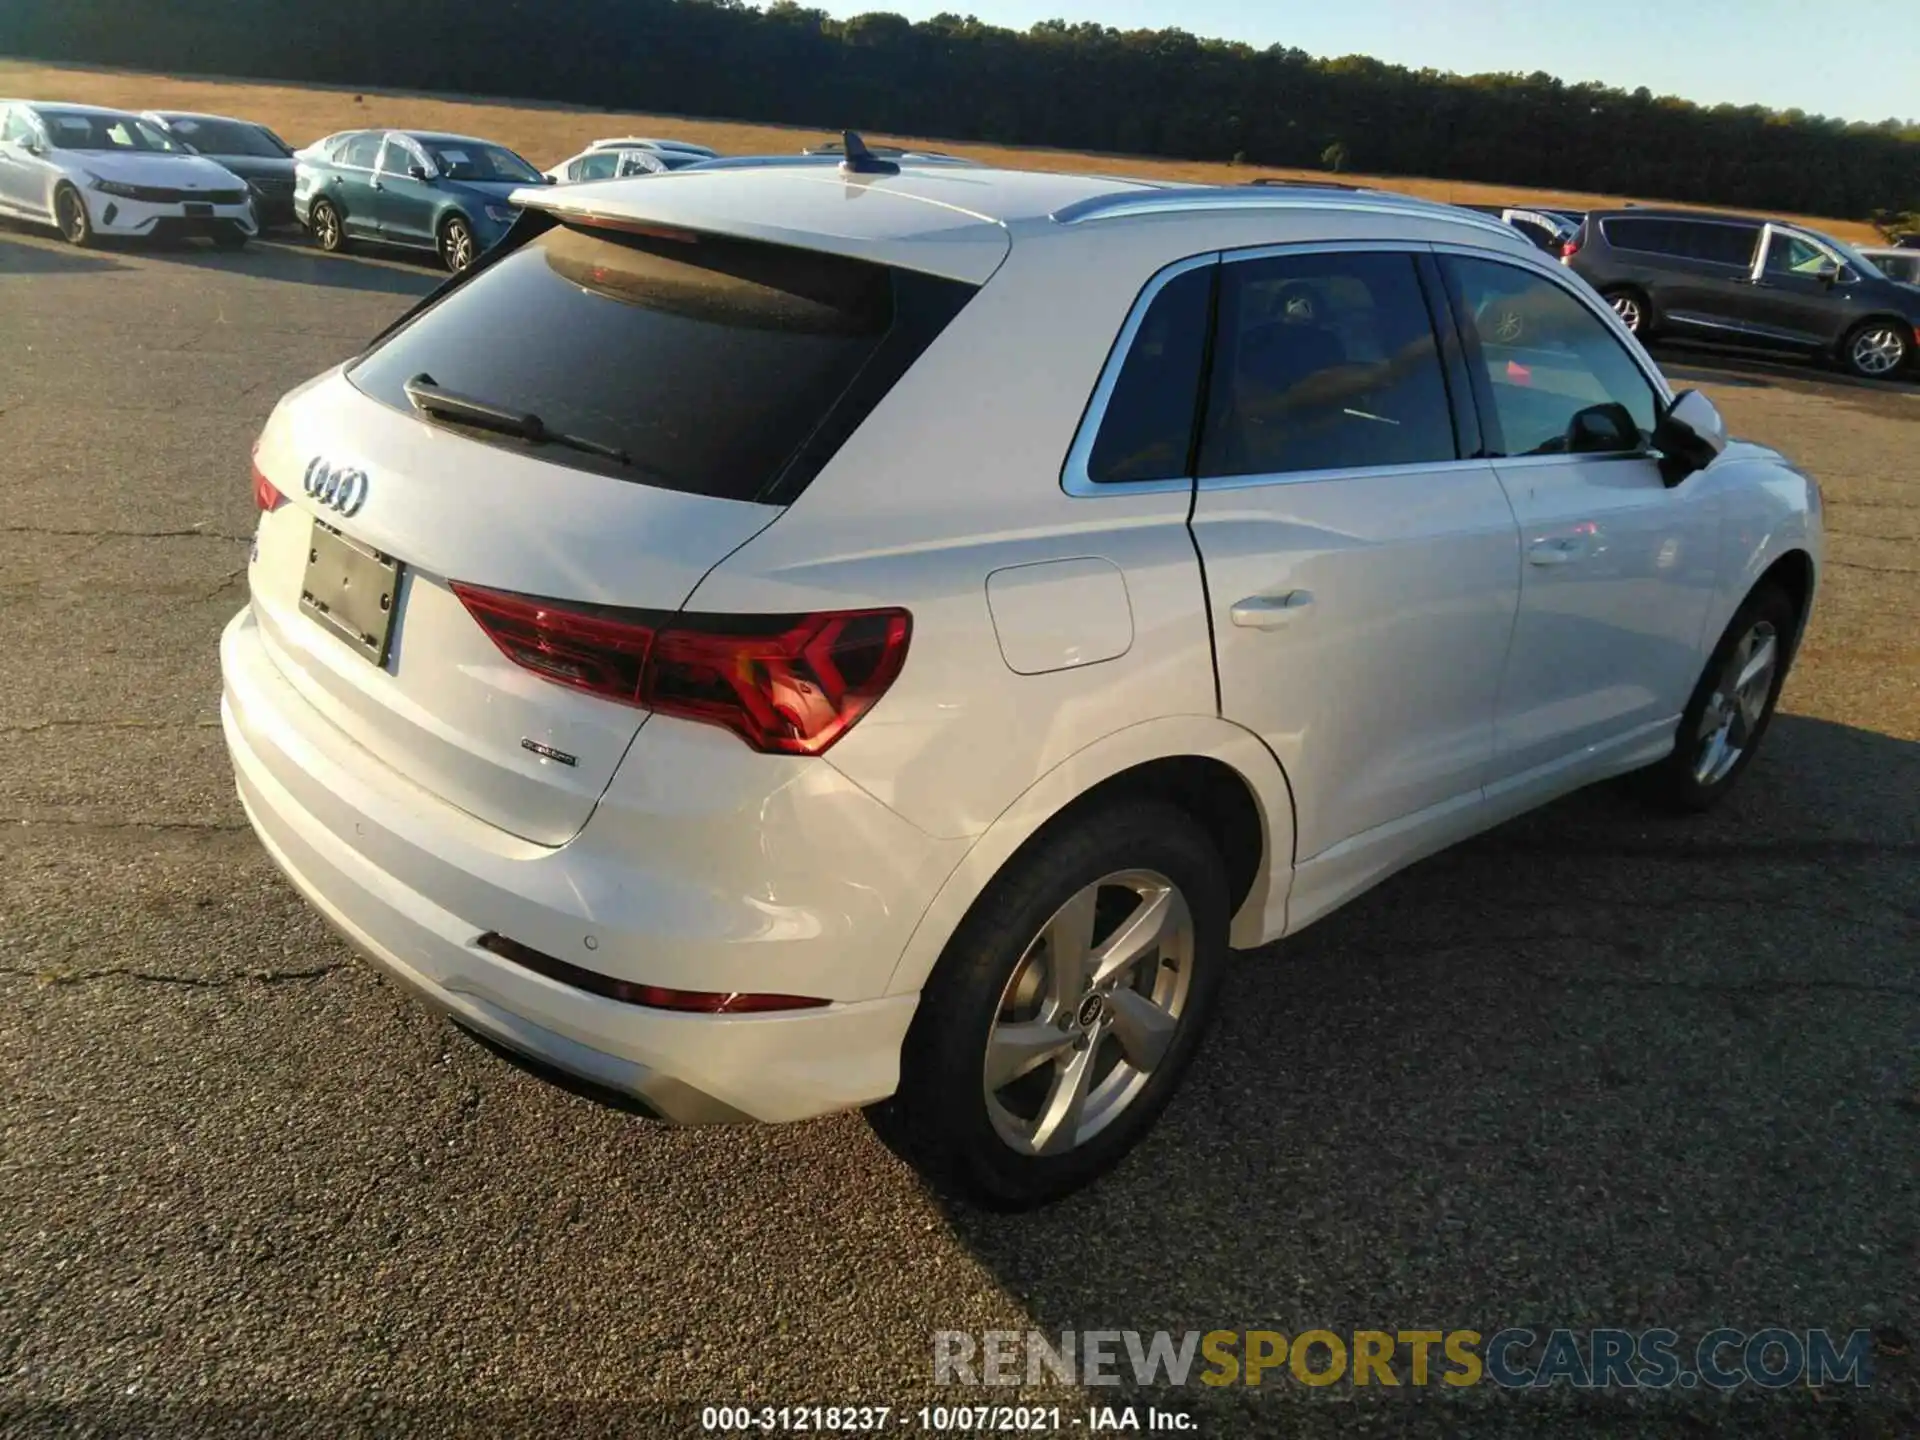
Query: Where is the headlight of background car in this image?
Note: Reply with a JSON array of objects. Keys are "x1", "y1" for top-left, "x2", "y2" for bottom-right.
[
  {"x1": 89, "y1": 177, "x2": 143, "y2": 199},
  {"x1": 484, "y1": 206, "x2": 516, "y2": 224}
]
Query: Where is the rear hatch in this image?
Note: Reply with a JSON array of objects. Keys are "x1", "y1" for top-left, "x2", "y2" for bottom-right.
[{"x1": 249, "y1": 211, "x2": 982, "y2": 844}]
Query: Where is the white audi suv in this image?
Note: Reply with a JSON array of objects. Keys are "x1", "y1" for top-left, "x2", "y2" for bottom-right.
[{"x1": 222, "y1": 163, "x2": 1821, "y2": 1206}]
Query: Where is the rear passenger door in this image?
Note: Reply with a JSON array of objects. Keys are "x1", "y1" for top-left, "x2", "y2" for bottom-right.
[
  {"x1": 1184, "y1": 245, "x2": 1520, "y2": 904},
  {"x1": 1438, "y1": 252, "x2": 1719, "y2": 792},
  {"x1": 1628, "y1": 217, "x2": 1765, "y2": 339}
]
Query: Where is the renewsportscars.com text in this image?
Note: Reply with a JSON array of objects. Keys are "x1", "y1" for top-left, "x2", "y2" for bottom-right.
[{"x1": 933, "y1": 1328, "x2": 1875, "y2": 1390}]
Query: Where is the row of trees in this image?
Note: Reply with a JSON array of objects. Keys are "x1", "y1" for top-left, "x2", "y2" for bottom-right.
[{"x1": 6, "y1": 0, "x2": 1918, "y2": 220}]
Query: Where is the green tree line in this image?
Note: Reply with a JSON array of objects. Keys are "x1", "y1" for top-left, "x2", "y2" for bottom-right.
[{"x1": 5, "y1": 0, "x2": 1918, "y2": 220}]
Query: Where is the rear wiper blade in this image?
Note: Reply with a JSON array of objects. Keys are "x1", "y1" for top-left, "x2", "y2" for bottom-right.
[{"x1": 403, "y1": 373, "x2": 630, "y2": 464}]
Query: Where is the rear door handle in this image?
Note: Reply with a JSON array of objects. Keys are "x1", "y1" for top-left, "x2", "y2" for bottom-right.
[
  {"x1": 1230, "y1": 590, "x2": 1314, "y2": 628},
  {"x1": 1528, "y1": 536, "x2": 1589, "y2": 566}
]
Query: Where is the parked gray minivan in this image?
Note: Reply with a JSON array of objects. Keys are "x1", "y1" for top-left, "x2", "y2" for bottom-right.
[{"x1": 1566, "y1": 208, "x2": 1920, "y2": 378}]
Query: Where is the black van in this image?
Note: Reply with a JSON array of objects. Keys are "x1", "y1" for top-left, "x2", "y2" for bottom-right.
[{"x1": 1565, "y1": 208, "x2": 1920, "y2": 379}]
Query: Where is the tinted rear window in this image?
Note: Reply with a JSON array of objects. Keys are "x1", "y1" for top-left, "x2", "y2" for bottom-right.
[{"x1": 348, "y1": 222, "x2": 975, "y2": 502}]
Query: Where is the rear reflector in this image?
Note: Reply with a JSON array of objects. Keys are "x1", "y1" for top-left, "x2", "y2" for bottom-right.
[
  {"x1": 476, "y1": 933, "x2": 829, "y2": 1013},
  {"x1": 252, "y1": 460, "x2": 285, "y2": 513},
  {"x1": 450, "y1": 582, "x2": 910, "y2": 756}
]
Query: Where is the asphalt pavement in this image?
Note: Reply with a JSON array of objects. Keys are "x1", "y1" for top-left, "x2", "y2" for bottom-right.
[{"x1": 1, "y1": 223, "x2": 1916, "y2": 1439}]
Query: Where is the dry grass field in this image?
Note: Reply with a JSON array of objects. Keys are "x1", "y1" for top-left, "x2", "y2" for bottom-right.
[{"x1": 0, "y1": 58, "x2": 1884, "y2": 243}]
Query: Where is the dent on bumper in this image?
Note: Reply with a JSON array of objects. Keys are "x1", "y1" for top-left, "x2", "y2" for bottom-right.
[{"x1": 219, "y1": 606, "x2": 935, "y2": 1124}]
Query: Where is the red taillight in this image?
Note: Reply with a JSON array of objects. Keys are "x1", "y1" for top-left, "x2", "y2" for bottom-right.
[
  {"x1": 1560, "y1": 239, "x2": 1580, "y2": 259},
  {"x1": 476, "y1": 932, "x2": 828, "y2": 1013},
  {"x1": 252, "y1": 461, "x2": 285, "y2": 513},
  {"x1": 450, "y1": 582, "x2": 911, "y2": 756}
]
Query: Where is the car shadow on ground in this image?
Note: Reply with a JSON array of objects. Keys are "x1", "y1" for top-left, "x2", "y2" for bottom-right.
[
  {"x1": 136, "y1": 232, "x2": 444, "y2": 298},
  {"x1": 904, "y1": 712, "x2": 1919, "y2": 1428},
  {"x1": 0, "y1": 228, "x2": 129, "y2": 276}
]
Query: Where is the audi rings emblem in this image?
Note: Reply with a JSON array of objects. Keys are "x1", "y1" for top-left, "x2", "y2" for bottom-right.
[{"x1": 303, "y1": 457, "x2": 370, "y2": 517}]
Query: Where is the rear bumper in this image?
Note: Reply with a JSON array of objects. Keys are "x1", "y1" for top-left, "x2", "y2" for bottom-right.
[{"x1": 220, "y1": 604, "x2": 958, "y2": 1124}]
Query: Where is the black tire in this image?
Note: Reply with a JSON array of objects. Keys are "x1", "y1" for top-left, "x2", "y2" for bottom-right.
[
  {"x1": 877, "y1": 798, "x2": 1230, "y2": 1209},
  {"x1": 439, "y1": 214, "x2": 475, "y2": 273},
  {"x1": 1839, "y1": 318, "x2": 1908, "y2": 380},
  {"x1": 211, "y1": 224, "x2": 249, "y2": 251},
  {"x1": 308, "y1": 198, "x2": 345, "y2": 253},
  {"x1": 53, "y1": 184, "x2": 93, "y2": 247},
  {"x1": 1636, "y1": 583, "x2": 1797, "y2": 813},
  {"x1": 1601, "y1": 285, "x2": 1651, "y2": 338}
]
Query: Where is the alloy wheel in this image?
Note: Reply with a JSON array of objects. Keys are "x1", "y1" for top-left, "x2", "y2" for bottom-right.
[
  {"x1": 982, "y1": 869, "x2": 1195, "y2": 1156},
  {"x1": 312, "y1": 204, "x2": 340, "y2": 250},
  {"x1": 56, "y1": 189, "x2": 88, "y2": 244},
  {"x1": 1849, "y1": 326, "x2": 1905, "y2": 377},
  {"x1": 1610, "y1": 293, "x2": 1644, "y2": 333},
  {"x1": 1692, "y1": 619, "x2": 1778, "y2": 785},
  {"x1": 444, "y1": 220, "x2": 474, "y2": 272}
]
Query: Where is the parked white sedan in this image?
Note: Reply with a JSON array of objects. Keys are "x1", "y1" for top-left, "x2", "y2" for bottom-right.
[
  {"x1": 0, "y1": 100, "x2": 256, "y2": 247},
  {"x1": 223, "y1": 163, "x2": 1820, "y2": 1207}
]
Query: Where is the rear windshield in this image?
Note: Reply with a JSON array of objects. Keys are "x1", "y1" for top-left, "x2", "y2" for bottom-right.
[{"x1": 349, "y1": 221, "x2": 976, "y2": 502}]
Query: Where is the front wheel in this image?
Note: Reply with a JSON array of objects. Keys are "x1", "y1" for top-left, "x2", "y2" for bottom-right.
[
  {"x1": 439, "y1": 215, "x2": 475, "y2": 273},
  {"x1": 1841, "y1": 320, "x2": 1908, "y2": 379},
  {"x1": 1636, "y1": 583, "x2": 1796, "y2": 813},
  {"x1": 54, "y1": 185, "x2": 94, "y2": 247},
  {"x1": 879, "y1": 798, "x2": 1230, "y2": 1208}
]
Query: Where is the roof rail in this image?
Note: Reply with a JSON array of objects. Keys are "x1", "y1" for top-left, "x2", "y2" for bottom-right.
[
  {"x1": 1244, "y1": 176, "x2": 1364, "y2": 191},
  {"x1": 1050, "y1": 185, "x2": 1523, "y2": 239}
]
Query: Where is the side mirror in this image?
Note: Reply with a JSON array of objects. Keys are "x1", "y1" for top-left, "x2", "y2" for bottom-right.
[
  {"x1": 1566, "y1": 401, "x2": 1639, "y2": 454},
  {"x1": 21, "y1": 137, "x2": 44, "y2": 157},
  {"x1": 1812, "y1": 257, "x2": 1841, "y2": 286},
  {"x1": 407, "y1": 162, "x2": 430, "y2": 181},
  {"x1": 1653, "y1": 389, "x2": 1727, "y2": 486}
]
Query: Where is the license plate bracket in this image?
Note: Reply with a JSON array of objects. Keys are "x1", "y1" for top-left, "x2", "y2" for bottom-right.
[
  {"x1": 301, "y1": 521, "x2": 402, "y2": 666},
  {"x1": 184, "y1": 201, "x2": 213, "y2": 217}
]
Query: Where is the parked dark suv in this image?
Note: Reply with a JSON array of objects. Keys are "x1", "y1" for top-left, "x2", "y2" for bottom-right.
[{"x1": 1566, "y1": 208, "x2": 1920, "y2": 378}]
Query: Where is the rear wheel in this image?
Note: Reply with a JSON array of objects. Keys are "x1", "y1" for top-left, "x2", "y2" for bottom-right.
[
  {"x1": 54, "y1": 184, "x2": 93, "y2": 247},
  {"x1": 1841, "y1": 319, "x2": 1908, "y2": 379},
  {"x1": 1602, "y1": 286, "x2": 1650, "y2": 337},
  {"x1": 439, "y1": 214, "x2": 475, "y2": 273},
  {"x1": 879, "y1": 799, "x2": 1230, "y2": 1208},
  {"x1": 308, "y1": 198, "x2": 345, "y2": 253},
  {"x1": 1636, "y1": 583, "x2": 1796, "y2": 813}
]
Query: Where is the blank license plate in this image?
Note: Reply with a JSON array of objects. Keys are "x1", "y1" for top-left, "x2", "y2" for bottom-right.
[
  {"x1": 301, "y1": 521, "x2": 401, "y2": 666},
  {"x1": 184, "y1": 202, "x2": 213, "y2": 217}
]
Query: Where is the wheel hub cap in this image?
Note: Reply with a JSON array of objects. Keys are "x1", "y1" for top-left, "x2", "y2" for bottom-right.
[
  {"x1": 1692, "y1": 620, "x2": 1778, "y2": 785},
  {"x1": 1853, "y1": 329, "x2": 1902, "y2": 375},
  {"x1": 982, "y1": 869, "x2": 1195, "y2": 1157}
]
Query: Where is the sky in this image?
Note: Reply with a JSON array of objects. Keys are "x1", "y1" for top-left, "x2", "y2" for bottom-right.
[{"x1": 812, "y1": 0, "x2": 1920, "y2": 125}]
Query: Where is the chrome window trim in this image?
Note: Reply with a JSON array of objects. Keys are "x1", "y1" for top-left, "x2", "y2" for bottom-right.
[
  {"x1": 1060, "y1": 251, "x2": 1219, "y2": 499},
  {"x1": 1197, "y1": 457, "x2": 1495, "y2": 494}
]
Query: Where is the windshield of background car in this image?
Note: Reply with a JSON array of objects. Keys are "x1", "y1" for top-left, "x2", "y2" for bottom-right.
[
  {"x1": 41, "y1": 112, "x2": 183, "y2": 152},
  {"x1": 1805, "y1": 230, "x2": 1889, "y2": 282},
  {"x1": 346, "y1": 221, "x2": 977, "y2": 502},
  {"x1": 421, "y1": 142, "x2": 543, "y2": 183},
  {"x1": 164, "y1": 117, "x2": 288, "y2": 158}
]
